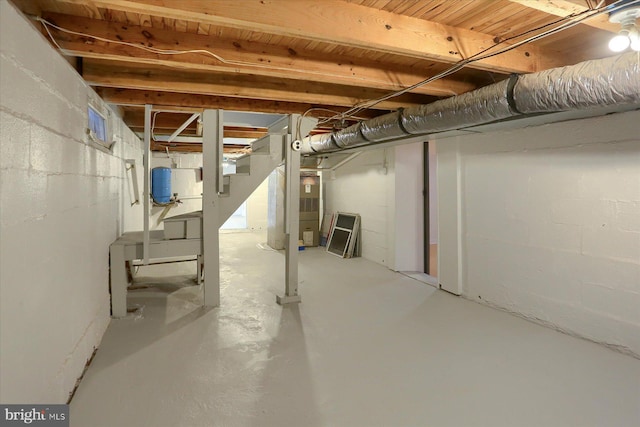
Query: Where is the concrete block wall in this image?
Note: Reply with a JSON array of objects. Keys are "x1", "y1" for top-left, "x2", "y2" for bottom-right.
[
  {"x1": 151, "y1": 152, "x2": 268, "y2": 231},
  {"x1": 393, "y1": 142, "x2": 424, "y2": 272},
  {"x1": 151, "y1": 152, "x2": 203, "y2": 229},
  {"x1": 428, "y1": 141, "x2": 438, "y2": 245},
  {"x1": 448, "y1": 110, "x2": 640, "y2": 357},
  {"x1": 323, "y1": 142, "x2": 430, "y2": 272},
  {"x1": 323, "y1": 143, "x2": 426, "y2": 272},
  {"x1": 0, "y1": 0, "x2": 143, "y2": 403},
  {"x1": 323, "y1": 148, "x2": 397, "y2": 268}
]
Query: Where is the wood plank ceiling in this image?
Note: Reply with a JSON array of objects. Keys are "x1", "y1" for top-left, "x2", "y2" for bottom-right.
[{"x1": 11, "y1": 0, "x2": 620, "y2": 151}]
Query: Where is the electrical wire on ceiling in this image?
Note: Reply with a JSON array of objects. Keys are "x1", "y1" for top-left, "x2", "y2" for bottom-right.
[
  {"x1": 317, "y1": 0, "x2": 639, "y2": 126},
  {"x1": 150, "y1": 111, "x2": 164, "y2": 141},
  {"x1": 36, "y1": 14, "x2": 413, "y2": 137},
  {"x1": 300, "y1": 107, "x2": 370, "y2": 122},
  {"x1": 295, "y1": 107, "x2": 371, "y2": 141},
  {"x1": 35, "y1": 0, "x2": 638, "y2": 134},
  {"x1": 35, "y1": 16, "x2": 451, "y2": 96}
]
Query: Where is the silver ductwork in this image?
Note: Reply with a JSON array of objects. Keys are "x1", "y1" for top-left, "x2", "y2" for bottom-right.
[
  {"x1": 401, "y1": 78, "x2": 515, "y2": 135},
  {"x1": 513, "y1": 53, "x2": 640, "y2": 113},
  {"x1": 334, "y1": 122, "x2": 367, "y2": 149},
  {"x1": 302, "y1": 52, "x2": 640, "y2": 155}
]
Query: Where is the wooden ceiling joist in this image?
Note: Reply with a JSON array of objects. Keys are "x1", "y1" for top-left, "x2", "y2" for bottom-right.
[
  {"x1": 97, "y1": 88, "x2": 386, "y2": 121},
  {"x1": 11, "y1": 0, "x2": 620, "y2": 144},
  {"x1": 42, "y1": 13, "x2": 477, "y2": 97},
  {"x1": 150, "y1": 142, "x2": 253, "y2": 153},
  {"x1": 507, "y1": 0, "x2": 619, "y2": 33},
  {"x1": 54, "y1": 0, "x2": 579, "y2": 72},
  {"x1": 83, "y1": 59, "x2": 435, "y2": 110},
  {"x1": 124, "y1": 110, "x2": 269, "y2": 138},
  {"x1": 97, "y1": 88, "x2": 316, "y2": 114}
]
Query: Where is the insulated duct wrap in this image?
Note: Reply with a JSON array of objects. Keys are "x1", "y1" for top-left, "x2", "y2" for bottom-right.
[
  {"x1": 513, "y1": 53, "x2": 640, "y2": 113},
  {"x1": 333, "y1": 122, "x2": 367, "y2": 148},
  {"x1": 301, "y1": 52, "x2": 640, "y2": 155},
  {"x1": 401, "y1": 79, "x2": 514, "y2": 134},
  {"x1": 305, "y1": 133, "x2": 340, "y2": 153},
  {"x1": 359, "y1": 111, "x2": 405, "y2": 142}
]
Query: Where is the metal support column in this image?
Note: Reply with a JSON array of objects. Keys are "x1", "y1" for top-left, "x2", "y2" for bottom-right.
[
  {"x1": 202, "y1": 109, "x2": 223, "y2": 307},
  {"x1": 197, "y1": 254, "x2": 203, "y2": 285},
  {"x1": 109, "y1": 243, "x2": 128, "y2": 318},
  {"x1": 277, "y1": 114, "x2": 302, "y2": 305},
  {"x1": 142, "y1": 104, "x2": 152, "y2": 264}
]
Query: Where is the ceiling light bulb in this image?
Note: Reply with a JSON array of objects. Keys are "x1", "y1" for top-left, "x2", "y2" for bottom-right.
[
  {"x1": 609, "y1": 33, "x2": 630, "y2": 52},
  {"x1": 608, "y1": 4, "x2": 640, "y2": 51}
]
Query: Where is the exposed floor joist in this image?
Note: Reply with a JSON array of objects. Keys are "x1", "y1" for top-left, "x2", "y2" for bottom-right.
[
  {"x1": 13, "y1": 0, "x2": 620, "y2": 138},
  {"x1": 126, "y1": 110, "x2": 268, "y2": 138},
  {"x1": 507, "y1": 0, "x2": 619, "y2": 33},
  {"x1": 42, "y1": 13, "x2": 478, "y2": 98},
  {"x1": 96, "y1": 88, "x2": 386, "y2": 120},
  {"x1": 54, "y1": 0, "x2": 582, "y2": 73},
  {"x1": 83, "y1": 59, "x2": 436, "y2": 109},
  {"x1": 150, "y1": 142, "x2": 253, "y2": 153}
]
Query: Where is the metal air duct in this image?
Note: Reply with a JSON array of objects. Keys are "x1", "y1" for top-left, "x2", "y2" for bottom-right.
[{"x1": 302, "y1": 52, "x2": 640, "y2": 155}]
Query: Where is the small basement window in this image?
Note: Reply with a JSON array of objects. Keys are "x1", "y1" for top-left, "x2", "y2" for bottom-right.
[{"x1": 88, "y1": 105, "x2": 109, "y2": 147}]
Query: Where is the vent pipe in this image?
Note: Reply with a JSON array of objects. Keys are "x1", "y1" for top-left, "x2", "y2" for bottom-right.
[{"x1": 301, "y1": 52, "x2": 640, "y2": 155}]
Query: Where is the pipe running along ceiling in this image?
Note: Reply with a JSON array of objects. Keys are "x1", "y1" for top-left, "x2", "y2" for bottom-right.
[{"x1": 301, "y1": 52, "x2": 640, "y2": 155}]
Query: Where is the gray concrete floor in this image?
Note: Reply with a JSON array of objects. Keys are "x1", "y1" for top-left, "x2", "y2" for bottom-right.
[{"x1": 71, "y1": 232, "x2": 640, "y2": 427}]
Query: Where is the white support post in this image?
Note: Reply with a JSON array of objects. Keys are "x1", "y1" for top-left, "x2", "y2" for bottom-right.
[
  {"x1": 197, "y1": 254, "x2": 203, "y2": 285},
  {"x1": 202, "y1": 109, "x2": 222, "y2": 307},
  {"x1": 109, "y1": 243, "x2": 128, "y2": 318},
  {"x1": 437, "y1": 139, "x2": 463, "y2": 295},
  {"x1": 142, "y1": 104, "x2": 152, "y2": 264},
  {"x1": 277, "y1": 114, "x2": 302, "y2": 305}
]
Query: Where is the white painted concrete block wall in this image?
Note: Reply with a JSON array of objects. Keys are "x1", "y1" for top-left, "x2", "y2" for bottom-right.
[
  {"x1": 0, "y1": 0, "x2": 143, "y2": 403},
  {"x1": 323, "y1": 148, "x2": 398, "y2": 268},
  {"x1": 450, "y1": 110, "x2": 640, "y2": 356},
  {"x1": 323, "y1": 143, "x2": 428, "y2": 272},
  {"x1": 150, "y1": 152, "x2": 269, "y2": 230},
  {"x1": 393, "y1": 142, "x2": 424, "y2": 272},
  {"x1": 324, "y1": 144, "x2": 426, "y2": 271},
  {"x1": 323, "y1": 149, "x2": 395, "y2": 267},
  {"x1": 151, "y1": 153, "x2": 203, "y2": 229},
  {"x1": 428, "y1": 141, "x2": 438, "y2": 245}
]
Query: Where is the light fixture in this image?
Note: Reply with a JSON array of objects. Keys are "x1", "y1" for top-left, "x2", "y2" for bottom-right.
[
  {"x1": 609, "y1": 29, "x2": 631, "y2": 51},
  {"x1": 608, "y1": 1, "x2": 640, "y2": 52}
]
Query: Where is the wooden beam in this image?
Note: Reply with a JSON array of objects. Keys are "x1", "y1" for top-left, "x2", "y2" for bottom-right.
[
  {"x1": 150, "y1": 142, "x2": 254, "y2": 153},
  {"x1": 98, "y1": 88, "x2": 385, "y2": 119},
  {"x1": 124, "y1": 110, "x2": 268, "y2": 138},
  {"x1": 42, "y1": 13, "x2": 476, "y2": 97},
  {"x1": 83, "y1": 59, "x2": 435, "y2": 109},
  {"x1": 220, "y1": 126, "x2": 267, "y2": 139},
  {"x1": 151, "y1": 142, "x2": 203, "y2": 153},
  {"x1": 55, "y1": 0, "x2": 577, "y2": 72},
  {"x1": 129, "y1": 111, "x2": 197, "y2": 132},
  {"x1": 98, "y1": 88, "x2": 314, "y2": 113},
  {"x1": 508, "y1": 0, "x2": 619, "y2": 33}
]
